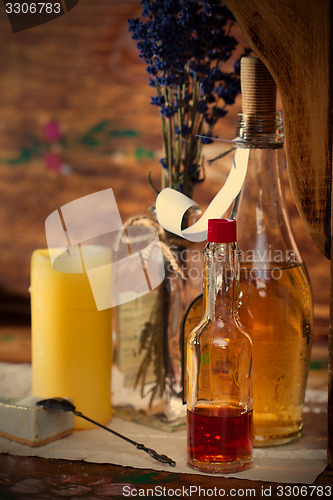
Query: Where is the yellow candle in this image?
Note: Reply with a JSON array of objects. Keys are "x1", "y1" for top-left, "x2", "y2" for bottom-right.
[{"x1": 30, "y1": 247, "x2": 112, "y2": 429}]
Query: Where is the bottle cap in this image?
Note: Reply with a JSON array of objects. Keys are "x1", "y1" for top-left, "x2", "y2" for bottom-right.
[{"x1": 207, "y1": 219, "x2": 237, "y2": 243}]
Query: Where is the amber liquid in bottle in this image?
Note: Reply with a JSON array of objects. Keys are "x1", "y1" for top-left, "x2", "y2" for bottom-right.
[
  {"x1": 238, "y1": 262, "x2": 312, "y2": 445},
  {"x1": 231, "y1": 56, "x2": 313, "y2": 446},
  {"x1": 187, "y1": 405, "x2": 253, "y2": 464}
]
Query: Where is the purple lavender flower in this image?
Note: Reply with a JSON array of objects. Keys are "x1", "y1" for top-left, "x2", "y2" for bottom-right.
[
  {"x1": 129, "y1": 1, "x2": 247, "y2": 197},
  {"x1": 197, "y1": 100, "x2": 209, "y2": 113},
  {"x1": 151, "y1": 95, "x2": 165, "y2": 106},
  {"x1": 200, "y1": 78, "x2": 215, "y2": 95},
  {"x1": 160, "y1": 105, "x2": 177, "y2": 118},
  {"x1": 175, "y1": 124, "x2": 191, "y2": 136}
]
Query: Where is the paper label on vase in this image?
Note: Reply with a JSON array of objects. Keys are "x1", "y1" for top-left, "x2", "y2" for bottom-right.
[{"x1": 115, "y1": 289, "x2": 161, "y2": 388}]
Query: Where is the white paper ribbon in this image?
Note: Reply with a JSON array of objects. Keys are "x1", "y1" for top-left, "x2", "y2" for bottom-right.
[{"x1": 155, "y1": 145, "x2": 250, "y2": 242}]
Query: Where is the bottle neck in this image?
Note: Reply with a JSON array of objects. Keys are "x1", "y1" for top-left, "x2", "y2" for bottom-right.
[
  {"x1": 236, "y1": 112, "x2": 283, "y2": 148},
  {"x1": 232, "y1": 112, "x2": 301, "y2": 265},
  {"x1": 203, "y1": 242, "x2": 240, "y2": 322}
]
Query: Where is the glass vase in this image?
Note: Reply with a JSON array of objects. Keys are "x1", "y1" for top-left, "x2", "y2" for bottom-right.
[{"x1": 112, "y1": 208, "x2": 203, "y2": 430}]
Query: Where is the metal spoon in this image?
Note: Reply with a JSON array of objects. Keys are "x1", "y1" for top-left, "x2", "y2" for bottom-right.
[{"x1": 36, "y1": 397, "x2": 176, "y2": 467}]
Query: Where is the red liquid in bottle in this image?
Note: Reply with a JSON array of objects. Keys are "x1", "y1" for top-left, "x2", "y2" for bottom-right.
[{"x1": 187, "y1": 405, "x2": 253, "y2": 472}]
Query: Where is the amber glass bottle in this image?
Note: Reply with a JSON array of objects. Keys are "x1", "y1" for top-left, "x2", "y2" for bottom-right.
[
  {"x1": 231, "y1": 56, "x2": 313, "y2": 446},
  {"x1": 187, "y1": 219, "x2": 253, "y2": 473}
]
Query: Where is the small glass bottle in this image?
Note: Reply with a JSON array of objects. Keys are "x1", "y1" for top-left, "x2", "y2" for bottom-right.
[
  {"x1": 231, "y1": 56, "x2": 313, "y2": 446},
  {"x1": 187, "y1": 218, "x2": 253, "y2": 473}
]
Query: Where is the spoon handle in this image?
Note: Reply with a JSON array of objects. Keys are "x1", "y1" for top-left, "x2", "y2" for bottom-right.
[
  {"x1": 74, "y1": 411, "x2": 176, "y2": 467},
  {"x1": 136, "y1": 444, "x2": 176, "y2": 467}
]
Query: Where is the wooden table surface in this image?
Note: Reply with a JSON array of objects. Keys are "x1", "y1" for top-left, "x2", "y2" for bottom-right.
[
  {"x1": 0, "y1": 352, "x2": 331, "y2": 498},
  {"x1": 0, "y1": 454, "x2": 332, "y2": 500}
]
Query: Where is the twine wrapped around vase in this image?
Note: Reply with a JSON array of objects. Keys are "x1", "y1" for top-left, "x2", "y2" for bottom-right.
[{"x1": 123, "y1": 214, "x2": 186, "y2": 280}]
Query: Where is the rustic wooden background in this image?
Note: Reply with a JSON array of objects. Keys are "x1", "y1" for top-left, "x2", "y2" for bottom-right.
[{"x1": 0, "y1": 0, "x2": 329, "y2": 362}]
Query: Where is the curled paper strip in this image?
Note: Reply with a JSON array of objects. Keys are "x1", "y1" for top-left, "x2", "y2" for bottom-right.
[{"x1": 155, "y1": 146, "x2": 250, "y2": 242}]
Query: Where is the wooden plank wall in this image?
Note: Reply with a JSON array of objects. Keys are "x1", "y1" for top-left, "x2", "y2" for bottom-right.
[{"x1": 0, "y1": 0, "x2": 330, "y2": 345}]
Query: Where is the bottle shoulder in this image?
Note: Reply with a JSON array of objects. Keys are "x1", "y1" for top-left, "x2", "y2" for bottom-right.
[{"x1": 188, "y1": 316, "x2": 253, "y2": 348}]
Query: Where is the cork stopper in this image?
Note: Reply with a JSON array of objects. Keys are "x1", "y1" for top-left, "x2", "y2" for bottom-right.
[{"x1": 241, "y1": 56, "x2": 276, "y2": 116}]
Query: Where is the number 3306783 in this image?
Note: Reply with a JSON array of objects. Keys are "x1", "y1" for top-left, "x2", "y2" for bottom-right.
[{"x1": 6, "y1": 3, "x2": 62, "y2": 14}]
